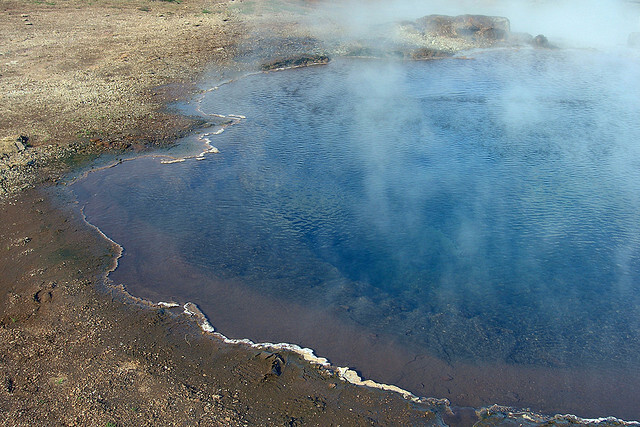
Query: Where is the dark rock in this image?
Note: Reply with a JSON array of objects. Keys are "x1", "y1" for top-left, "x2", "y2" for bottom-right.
[
  {"x1": 15, "y1": 135, "x2": 28, "y2": 152},
  {"x1": 261, "y1": 54, "x2": 330, "y2": 71},
  {"x1": 33, "y1": 289, "x2": 49, "y2": 303},
  {"x1": 268, "y1": 354, "x2": 284, "y2": 376},
  {"x1": 4, "y1": 376, "x2": 14, "y2": 393},
  {"x1": 531, "y1": 34, "x2": 553, "y2": 49},
  {"x1": 410, "y1": 48, "x2": 454, "y2": 60},
  {"x1": 257, "y1": 352, "x2": 285, "y2": 380},
  {"x1": 629, "y1": 32, "x2": 640, "y2": 48},
  {"x1": 416, "y1": 14, "x2": 511, "y2": 41}
]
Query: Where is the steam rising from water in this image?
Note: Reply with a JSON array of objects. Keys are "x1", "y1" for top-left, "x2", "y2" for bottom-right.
[
  {"x1": 73, "y1": 45, "x2": 640, "y2": 418},
  {"x1": 71, "y1": 0, "x2": 640, "y2": 418},
  {"x1": 306, "y1": 0, "x2": 640, "y2": 48}
]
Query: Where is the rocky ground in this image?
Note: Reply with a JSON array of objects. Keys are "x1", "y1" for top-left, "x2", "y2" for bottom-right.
[{"x1": 0, "y1": 0, "x2": 245, "y2": 198}]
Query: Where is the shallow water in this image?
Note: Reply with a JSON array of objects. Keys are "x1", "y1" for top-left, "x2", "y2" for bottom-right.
[{"x1": 72, "y1": 49, "x2": 640, "y2": 420}]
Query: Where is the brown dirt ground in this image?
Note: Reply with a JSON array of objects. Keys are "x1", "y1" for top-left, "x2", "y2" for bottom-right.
[
  {"x1": 0, "y1": 0, "x2": 241, "y2": 198},
  {"x1": 0, "y1": 0, "x2": 240, "y2": 147}
]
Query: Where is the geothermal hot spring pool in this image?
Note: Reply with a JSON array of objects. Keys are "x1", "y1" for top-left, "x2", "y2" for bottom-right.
[{"x1": 72, "y1": 49, "x2": 640, "y2": 420}]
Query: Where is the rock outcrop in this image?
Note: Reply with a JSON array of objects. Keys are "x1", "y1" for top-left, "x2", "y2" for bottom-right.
[
  {"x1": 0, "y1": 135, "x2": 29, "y2": 155},
  {"x1": 409, "y1": 48, "x2": 454, "y2": 60},
  {"x1": 531, "y1": 34, "x2": 553, "y2": 49},
  {"x1": 261, "y1": 54, "x2": 330, "y2": 71},
  {"x1": 396, "y1": 14, "x2": 554, "y2": 57},
  {"x1": 415, "y1": 14, "x2": 511, "y2": 43}
]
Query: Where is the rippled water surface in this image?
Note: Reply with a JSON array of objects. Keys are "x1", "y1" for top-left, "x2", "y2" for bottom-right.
[{"x1": 72, "y1": 49, "x2": 640, "y2": 419}]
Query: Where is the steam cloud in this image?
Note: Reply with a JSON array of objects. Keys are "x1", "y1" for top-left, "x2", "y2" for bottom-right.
[{"x1": 306, "y1": 0, "x2": 640, "y2": 49}]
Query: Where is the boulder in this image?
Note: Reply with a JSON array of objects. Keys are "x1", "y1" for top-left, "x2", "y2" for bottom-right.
[
  {"x1": 261, "y1": 54, "x2": 330, "y2": 71},
  {"x1": 0, "y1": 135, "x2": 28, "y2": 155},
  {"x1": 531, "y1": 34, "x2": 552, "y2": 48},
  {"x1": 415, "y1": 14, "x2": 511, "y2": 42}
]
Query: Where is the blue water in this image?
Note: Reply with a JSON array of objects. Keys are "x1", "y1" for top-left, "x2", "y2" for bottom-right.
[{"x1": 72, "y1": 49, "x2": 640, "y2": 419}]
